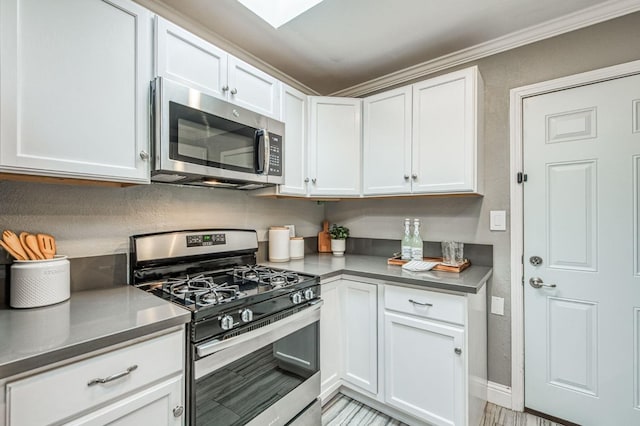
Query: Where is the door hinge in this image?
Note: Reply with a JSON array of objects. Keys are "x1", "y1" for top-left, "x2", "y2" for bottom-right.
[{"x1": 517, "y1": 172, "x2": 528, "y2": 184}]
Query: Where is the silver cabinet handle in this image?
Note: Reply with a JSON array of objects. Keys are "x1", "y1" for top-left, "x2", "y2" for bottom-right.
[
  {"x1": 529, "y1": 277, "x2": 556, "y2": 289},
  {"x1": 454, "y1": 347, "x2": 462, "y2": 355},
  {"x1": 312, "y1": 178, "x2": 317, "y2": 184},
  {"x1": 222, "y1": 85, "x2": 229, "y2": 92},
  {"x1": 230, "y1": 88, "x2": 238, "y2": 95},
  {"x1": 87, "y1": 365, "x2": 138, "y2": 387},
  {"x1": 409, "y1": 299, "x2": 433, "y2": 307},
  {"x1": 304, "y1": 177, "x2": 310, "y2": 183},
  {"x1": 412, "y1": 173, "x2": 418, "y2": 179},
  {"x1": 404, "y1": 175, "x2": 410, "y2": 180},
  {"x1": 139, "y1": 151, "x2": 149, "y2": 160}
]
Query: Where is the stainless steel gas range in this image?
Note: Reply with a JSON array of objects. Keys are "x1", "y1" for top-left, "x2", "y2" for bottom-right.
[{"x1": 129, "y1": 229, "x2": 322, "y2": 426}]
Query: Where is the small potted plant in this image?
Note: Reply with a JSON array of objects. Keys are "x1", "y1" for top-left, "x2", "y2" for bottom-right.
[{"x1": 329, "y1": 224, "x2": 349, "y2": 256}]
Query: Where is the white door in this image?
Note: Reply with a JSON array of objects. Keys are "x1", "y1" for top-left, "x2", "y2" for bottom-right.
[
  {"x1": 279, "y1": 84, "x2": 308, "y2": 195},
  {"x1": 523, "y1": 72, "x2": 640, "y2": 425},
  {"x1": 227, "y1": 56, "x2": 281, "y2": 119},
  {"x1": 308, "y1": 97, "x2": 362, "y2": 196},
  {"x1": 320, "y1": 279, "x2": 341, "y2": 401},
  {"x1": 341, "y1": 279, "x2": 378, "y2": 394},
  {"x1": 384, "y1": 311, "x2": 464, "y2": 426},
  {"x1": 362, "y1": 86, "x2": 412, "y2": 195}
]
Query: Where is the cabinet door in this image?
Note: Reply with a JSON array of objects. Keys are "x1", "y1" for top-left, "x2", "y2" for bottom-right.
[
  {"x1": 412, "y1": 67, "x2": 481, "y2": 194},
  {"x1": 155, "y1": 16, "x2": 228, "y2": 100},
  {"x1": 228, "y1": 56, "x2": 281, "y2": 119},
  {"x1": 363, "y1": 86, "x2": 412, "y2": 195},
  {"x1": 320, "y1": 280, "x2": 341, "y2": 400},
  {"x1": 308, "y1": 97, "x2": 362, "y2": 196},
  {"x1": 341, "y1": 280, "x2": 377, "y2": 394},
  {"x1": 279, "y1": 85, "x2": 308, "y2": 195},
  {"x1": 384, "y1": 311, "x2": 464, "y2": 426},
  {"x1": 0, "y1": 0, "x2": 152, "y2": 183},
  {"x1": 66, "y1": 375, "x2": 184, "y2": 426}
]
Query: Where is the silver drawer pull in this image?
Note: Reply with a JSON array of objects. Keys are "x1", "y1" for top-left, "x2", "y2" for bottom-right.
[
  {"x1": 87, "y1": 365, "x2": 138, "y2": 387},
  {"x1": 409, "y1": 299, "x2": 433, "y2": 307}
]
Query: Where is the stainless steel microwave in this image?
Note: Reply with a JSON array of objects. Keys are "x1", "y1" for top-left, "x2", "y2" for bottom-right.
[{"x1": 150, "y1": 77, "x2": 284, "y2": 190}]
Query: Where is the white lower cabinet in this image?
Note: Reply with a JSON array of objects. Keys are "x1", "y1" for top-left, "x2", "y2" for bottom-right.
[
  {"x1": 341, "y1": 280, "x2": 378, "y2": 394},
  {"x1": 5, "y1": 328, "x2": 185, "y2": 426},
  {"x1": 320, "y1": 279, "x2": 342, "y2": 399},
  {"x1": 320, "y1": 278, "x2": 487, "y2": 426},
  {"x1": 384, "y1": 312, "x2": 464, "y2": 426}
]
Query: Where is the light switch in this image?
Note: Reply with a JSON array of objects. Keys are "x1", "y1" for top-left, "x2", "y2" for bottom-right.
[
  {"x1": 490, "y1": 210, "x2": 507, "y2": 231},
  {"x1": 491, "y1": 296, "x2": 504, "y2": 316}
]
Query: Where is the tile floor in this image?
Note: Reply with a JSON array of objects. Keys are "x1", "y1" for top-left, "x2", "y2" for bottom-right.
[{"x1": 321, "y1": 393, "x2": 563, "y2": 426}]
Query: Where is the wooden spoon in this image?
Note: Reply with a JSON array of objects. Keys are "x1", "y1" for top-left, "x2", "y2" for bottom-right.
[
  {"x1": 0, "y1": 239, "x2": 27, "y2": 260},
  {"x1": 19, "y1": 232, "x2": 39, "y2": 260},
  {"x1": 25, "y1": 234, "x2": 45, "y2": 260},
  {"x1": 2, "y1": 230, "x2": 29, "y2": 260},
  {"x1": 37, "y1": 233, "x2": 56, "y2": 259}
]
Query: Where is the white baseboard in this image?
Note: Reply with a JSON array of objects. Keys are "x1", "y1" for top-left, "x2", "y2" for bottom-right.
[{"x1": 487, "y1": 381, "x2": 512, "y2": 409}]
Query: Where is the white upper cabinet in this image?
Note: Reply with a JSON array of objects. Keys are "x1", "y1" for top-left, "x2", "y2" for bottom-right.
[
  {"x1": 155, "y1": 17, "x2": 281, "y2": 119},
  {"x1": 308, "y1": 97, "x2": 362, "y2": 196},
  {"x1": 0, "y1": 0, "x2": 152, "y2": 183},
  {"x1": 412, "y1": 66, "x2": 483, "y2": 194},
  {"x1": 362, "y1": 86, "x2": 412, "y2": 195},
  {"x1": 362, "y1": 66, "x2": 484, "y2": 196},
  {"x1": 279, "y1": 84, "x2": 308, "y2": 195}
]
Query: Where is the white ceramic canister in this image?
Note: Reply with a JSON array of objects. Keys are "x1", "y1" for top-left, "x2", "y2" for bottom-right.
[
  {"x1": 268, "y1": 227, "x2": 290, "y2": 262},
  {"x1": 10, "y1": 255, "x2": 70, "y2": 308},
  {"x1": 290, "y1": 237, "x2": 304, "y2": 260}
]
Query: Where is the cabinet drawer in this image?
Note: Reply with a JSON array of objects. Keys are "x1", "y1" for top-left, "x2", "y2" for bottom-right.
[
  {"x1": 7, "y1": 329, "x2": 183, "y2": 426},
  {"x1": 384, "y1": 285, "x2": 465, "y2": 325}
]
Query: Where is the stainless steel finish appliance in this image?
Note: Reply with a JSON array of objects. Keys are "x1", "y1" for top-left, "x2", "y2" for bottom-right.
[
  {"x1": 130, "y1": 229, "x2": 321, "y2": 426},
  {"x1": 150, "y1": 77, "x2": 285, "y2": 190}
]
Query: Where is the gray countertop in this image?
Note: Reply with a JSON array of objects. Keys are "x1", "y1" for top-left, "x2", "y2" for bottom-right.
[
  {"x1": 264, "y1": 254, "x2": 492, "y2": 294},
  {"x1": 0, "y1": 286, "x2": 190, "y2": 379}
]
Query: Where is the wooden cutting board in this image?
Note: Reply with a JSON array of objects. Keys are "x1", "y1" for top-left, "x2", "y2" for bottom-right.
[
  {"x1": 317, "y1": 220, "x2": 331, "y2": 253},
  {"x1": 387, "y1": 256, "x2": 471, "y2": 273}
]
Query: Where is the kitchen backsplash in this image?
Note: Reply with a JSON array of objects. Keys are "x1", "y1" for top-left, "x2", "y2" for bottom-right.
[{"x1": 1, "y1": 236, "x2": 490, "y2": 306}]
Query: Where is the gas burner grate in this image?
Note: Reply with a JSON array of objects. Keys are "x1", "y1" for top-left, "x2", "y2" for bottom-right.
[{"x1": 230, "y1": 266, "x2": 301, "y2": 288}]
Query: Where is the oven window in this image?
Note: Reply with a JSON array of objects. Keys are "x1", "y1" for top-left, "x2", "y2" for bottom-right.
[
  {"x1": 195, "y1": 323, "x2": 318, "y2": 426},
  {"x1": 169, "y1": 101, "x2": 258, "y2": 173}
]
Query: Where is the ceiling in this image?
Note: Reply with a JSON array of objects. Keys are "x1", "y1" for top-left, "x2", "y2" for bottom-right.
[{"x1": 153, "y1": 0, "x2": 631, "y2": 94}]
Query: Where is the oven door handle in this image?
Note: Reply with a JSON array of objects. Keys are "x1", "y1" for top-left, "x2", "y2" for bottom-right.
[{"x1": 196, "y1": 300, "x2": 322, "y2": 359}]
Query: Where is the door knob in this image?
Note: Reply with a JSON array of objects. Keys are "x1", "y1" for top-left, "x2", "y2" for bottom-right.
[
  {"x1": 139, "y1": 150, "x2": 149, "y2": 160},
  {"x1": 411, "y1": 174, "x2": 418, "y2": 179},
  {"x1": 230, "y1": 88, "x2": 238, "y2": 95},
  {"x1": 222, "y1": 85, "x2": 229, "y2": 92},
  {"x1": 404, "y1": 175, "x2": 410, "y2": 180},
  {"x1": 529, "y1": 277, "x2": 556, "y2": 289}
]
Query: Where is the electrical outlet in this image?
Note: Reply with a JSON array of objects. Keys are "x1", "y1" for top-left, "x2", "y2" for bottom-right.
[{"x1": 491, "y1": 296, "x2": 504, "y2": 315}]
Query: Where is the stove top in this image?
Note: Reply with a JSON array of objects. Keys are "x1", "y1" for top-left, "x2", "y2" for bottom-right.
[
  {"x1": 140, "y1": 265, "x2": 315, "y2": 312},
  {"x1": 129, "y1": 229, "x2": 321, "y2": 342}
]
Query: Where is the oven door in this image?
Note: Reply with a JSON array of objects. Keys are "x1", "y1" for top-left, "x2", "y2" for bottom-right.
[
  {"x1": 192, "y1": 301, "x2": 322, "y2": 426},
  {"x1": 153, "y1": 77, "x2": 284, "y2": 185}
]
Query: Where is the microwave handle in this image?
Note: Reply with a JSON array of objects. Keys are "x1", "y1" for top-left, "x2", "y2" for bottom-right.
[
  {"x1": 254, "y1": 129, "x2": 271, "y2": 175},
  {"x1": 255, "y1": 129, "x2": 265, "y2": 174}
]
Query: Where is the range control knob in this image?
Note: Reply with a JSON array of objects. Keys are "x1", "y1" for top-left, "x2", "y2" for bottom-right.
[
  {"x1": 240, "y1": 308, "x2": 253, "y2": 323},
  {"x1": 220, "y1": 314, "x2": 234, "y2": 331},
  {"x1": 304, "y1": 289, "x2": 315, "y2": 300},
  {"x1": 291, "y1": 292, "x2": 303, "y2": 304}
]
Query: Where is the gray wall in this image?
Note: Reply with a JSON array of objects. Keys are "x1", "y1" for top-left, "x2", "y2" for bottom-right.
[
  {"x1": 0, "y1": 181, "x2": 325, "y2": 259},
  {"x1": 326, "y1": 12, "x2": 640, "y2": 386}
]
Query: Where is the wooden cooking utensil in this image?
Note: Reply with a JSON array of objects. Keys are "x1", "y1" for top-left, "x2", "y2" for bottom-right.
[
  {"x1": 25, "y1": 234, "x2": 45, "y2": 260},
  {"x1": 19, "y1": 232, "x2": 39, "y2": 260},
  {"x1": 0, "y1": 239, "x2": 27, "y2": 260},
  {"x1": 317, "y1": 220, "x2": 331, "y2": 253},
  {"x1": 37, "y1": 233, "x2": 56, "y2": 259},
  {"x1": 2, "y1": 230, "x2": 29, "y2": 260}
]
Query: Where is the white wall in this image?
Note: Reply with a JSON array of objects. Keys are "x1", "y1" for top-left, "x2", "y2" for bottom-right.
[{"x1": 0, "y1": 180, "x2": 325, "y2": 258}]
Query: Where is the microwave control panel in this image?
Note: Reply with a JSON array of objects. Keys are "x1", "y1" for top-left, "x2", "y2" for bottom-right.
[{"x1": 268, "y1": 134, "x2": 282, "y2": 176}]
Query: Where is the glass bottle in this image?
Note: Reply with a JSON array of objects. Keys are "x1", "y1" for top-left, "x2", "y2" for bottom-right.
[
  {"x1": 411, "y1": 218, "x2": 423, "y2": 260},
  {"x1": 401, "y1": 218, "x2": 412, "y2": 260}
]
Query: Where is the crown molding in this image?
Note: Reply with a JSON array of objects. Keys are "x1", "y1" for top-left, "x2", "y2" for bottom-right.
[{"x1": 330, "y1": 0, "x2": 640, "y2": 97}]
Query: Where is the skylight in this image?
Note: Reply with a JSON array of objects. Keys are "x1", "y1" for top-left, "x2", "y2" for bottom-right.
[{"x1": 237, "y1": 0, "x2": 324, "y2": 29}]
